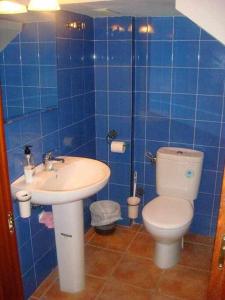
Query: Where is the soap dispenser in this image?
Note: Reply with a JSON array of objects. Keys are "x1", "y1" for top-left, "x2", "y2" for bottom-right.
[{"x1": 24, "y1": 145, "x2": 35, "y2": 183}]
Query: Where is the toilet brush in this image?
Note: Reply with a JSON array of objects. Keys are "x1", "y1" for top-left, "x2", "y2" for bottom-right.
[{"x1": 127, "y1": 171, "x2": 141, "y2": 224}]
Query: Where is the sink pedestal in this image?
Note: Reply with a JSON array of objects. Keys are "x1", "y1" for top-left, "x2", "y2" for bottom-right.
[{"x1": 52, "y1": 200, "x2": 85, "y2": 293}]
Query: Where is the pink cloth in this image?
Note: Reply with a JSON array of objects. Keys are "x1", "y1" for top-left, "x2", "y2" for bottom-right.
[{"x1": 39, "y1": 211, "x2": 54, "y2": 229}]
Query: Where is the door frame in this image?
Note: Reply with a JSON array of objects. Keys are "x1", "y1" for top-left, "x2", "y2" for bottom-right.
[
  {"x1": 0, "y1": 88, "x2": 23, "y2": 300},
  {"x1": 208, "y1": 169, "x2": 225, "y2": 299}
]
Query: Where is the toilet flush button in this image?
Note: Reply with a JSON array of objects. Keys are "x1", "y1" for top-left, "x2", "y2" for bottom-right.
[{"x1": 186, "y1": 170, "x2": 194, "y2": 178}]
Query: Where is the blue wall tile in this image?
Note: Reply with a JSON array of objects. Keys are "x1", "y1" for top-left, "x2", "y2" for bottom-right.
[
  {"x1": 21, "y1": 23, "x2": 38, "y2": 42},
  {"x1": 148, "y1": 67, "x2": 171, "y2": 93},
  {"x1": 95, "y1": 66, "x2": 107, "y2": 90},
  {"x1": 39, "y1": 43, "x2": 56, "y2": 65},
  {"x1": 173, "y1": 41, "x2": 199, "y2": 67},
  {"x1": 4, "y1": 43, "x2": 21, "y2": 64},
  {"x1": 135, "y1": 41, "x2": 147, "y2": 66},
  {"x1": 200, "y1": 41, "x2": 225, "y2": 68},
  {"x1": 174, "y1": 17, "x2": 200, "y2": 40},
  {"x1": 94, "y1": 18, "x2": 107, "y2": 40},
  {"x1": 109, "y1": 67, "x2": 132, "y2": 91},
  {"x1": 38, "y1": 22, "x2": 56, "y2": 42},
  {"x1": 147, "y1": 93, "x2": 170, "y2": 117},
  {"x1": 148, "y1": 41, "x2": 172, "y2": 66},
  {"x1": 172, "y1": 68, "x2": 197, "y2": 94},
  {"x1": 22, "y1": 268, "x2": 36, "y2": 299},
  {"x1": 146, "y1": 117, "x2": 170, "y2": 141},
  {"x1": 21, "y1": 43, "x2": 39, "y2": 65},
  {"x1": 198, "y1": 68, "x2": 225, "y2": 95},
  {"x1": 94, "y1": 41, "x2": 107, "y2": 65},
  {"x1": 135, "y1": 67, "x2": 146, "y2": 91},
  {"x1": 195, "y1": 121, "x2": 220, "y2": 147},
  {"x1": 18, "y1": 240, "x2": 34, "y2": 275},
  {"x1": 149, "y1": 17, "x2": 173, "y2": 40},
  {"x1": 108, "y1": 92, "x2": 132, "y2": 116},
  {"x1": 108, "y1": 41, "x2": 132, "y2": 65},
  {"x1": 170, "y1": 119, "x2": 194, "y2": 144},
  {"x1": 196, "y1": 95, "x2": 223, "y2": 122},
  {"x1": 171, "y1": 94, "x2": 196, "y2": 119}
]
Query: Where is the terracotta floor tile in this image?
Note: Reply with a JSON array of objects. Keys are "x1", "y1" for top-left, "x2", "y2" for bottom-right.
[
  {"x1": 185, "y1": 233, "x2": 214, "y2": 246},
  {"x1": 85, "y1": 228, "x2": 95, "y2": 243},
  {"x1": 85, "y1": 245, "x2": 122, "y2": 278},
  {"x1": 43, "y1": 275, "x2": 105, "y2": 300},
  {"x1": 117, "y1": 224, "x2": 142, "y2": 232},
  {"x1": 139, "y1": 225, "x2": 148, "y2": 234},
  {"x1": 31, "y1": 227, "x2": 213, "y2": 300},
  {"x1": 97, "y1": 279, "x2": 152, "y2": 300},
  {"x1": 128, "y1": 232, "x2": 155, "y2": 259},
  {"x1": 158, "y1": 265, "x2": 209, "y2": 300},
  {"x1": 180, "y1": 242, "x2": 213, "y2": 270},
  {"x1": 149, "y1": 292, "x2": 178, "y2": 300},
  {"x1": 112, "y1": 254, "x2": 163, "y2": 290},
  {"x1": 32, "y1": 268, "x2": 58, "y2": 298},
  {"x1": 88, "y1": 227, "x2": 136, "y2": 251}
]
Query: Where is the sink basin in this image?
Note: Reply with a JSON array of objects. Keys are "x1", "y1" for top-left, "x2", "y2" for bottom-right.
[
  {"x1": 11, "y1": 156, "x2": 111, "y2": 294},
  {"x1": 11, "y1": 156, "x2": 110, "y2": 205}
]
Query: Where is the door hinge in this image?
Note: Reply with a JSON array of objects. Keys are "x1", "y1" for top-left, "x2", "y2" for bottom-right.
[{"x1": 8, "y1": 212, "x2": 15, "y2": 234}]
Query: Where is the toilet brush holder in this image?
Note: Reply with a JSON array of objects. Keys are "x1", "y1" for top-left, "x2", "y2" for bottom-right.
[
  {"x1": 16, "y1": 190, "x2": 32, "y2": 218},
  {"x1": 127, "y1": 196, "x2": 141, "y2": 220}
]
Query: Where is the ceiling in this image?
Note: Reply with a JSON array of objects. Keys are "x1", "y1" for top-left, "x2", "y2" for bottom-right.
[
  {"x1": 59, "y1": 0, "x2": 180, "y2": 17},
  {"x1": 0, "y1": 0, "x2": 181, "y2": 23}
]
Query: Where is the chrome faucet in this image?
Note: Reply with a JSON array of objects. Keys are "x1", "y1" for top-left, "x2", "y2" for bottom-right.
[{"x1": 43, "y1": 152, "x2": 64, "y2": 171}]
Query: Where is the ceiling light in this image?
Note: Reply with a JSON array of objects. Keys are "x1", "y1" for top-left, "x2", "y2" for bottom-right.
[
  {"x1": 0, "y1": 1, "x2": 27, "y2": 14},
  {"x1": 28, "y1": 0, "x2": 60, "y2": 11}
]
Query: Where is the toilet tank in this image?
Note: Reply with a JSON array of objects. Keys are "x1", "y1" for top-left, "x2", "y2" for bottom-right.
[{"x1": 156, "y1": 147, "x2": 204, "y2": 201}]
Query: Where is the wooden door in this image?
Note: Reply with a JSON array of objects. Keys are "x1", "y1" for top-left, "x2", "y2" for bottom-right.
[
  {"x1": 0, "y1": 88, "x2": 23, "y2": 300},
  {"x1": 208, "y1": 169, "x2": 225, "y2": 299}
]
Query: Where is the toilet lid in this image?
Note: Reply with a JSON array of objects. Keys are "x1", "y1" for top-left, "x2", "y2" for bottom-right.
[{"x1": 142, "y1": 196, "x2": 193, "y2": 229}]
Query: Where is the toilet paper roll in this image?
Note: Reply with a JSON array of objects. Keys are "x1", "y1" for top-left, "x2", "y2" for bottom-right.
[
  {"x1": 16, "y1": 191, "x2": 32, "y2": 218},
  {"x1": 16, "y1": 190, "x2": 32, "y2": 202},
  {"x1": 111, "y1": 141, "x2": 126, "y2": 154}
]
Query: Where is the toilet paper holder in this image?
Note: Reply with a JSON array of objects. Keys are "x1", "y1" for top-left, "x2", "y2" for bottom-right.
[{"x1": 106, "y1": 130, "x2": 118, "y2": 144}]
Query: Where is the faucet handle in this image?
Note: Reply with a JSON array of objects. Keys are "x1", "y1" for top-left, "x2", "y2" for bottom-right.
[{"x1": 43, "y1": 151, "x2": 53, "y2": 162}]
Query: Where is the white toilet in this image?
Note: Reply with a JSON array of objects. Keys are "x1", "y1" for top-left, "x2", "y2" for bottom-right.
[{"x1": 142, "y1": 147, "x2": 204, "y2": 269}]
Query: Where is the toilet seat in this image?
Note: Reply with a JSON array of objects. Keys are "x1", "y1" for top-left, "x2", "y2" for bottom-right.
[{"x1": 142, "y1": 196, "x2": 193, "y2": 229}]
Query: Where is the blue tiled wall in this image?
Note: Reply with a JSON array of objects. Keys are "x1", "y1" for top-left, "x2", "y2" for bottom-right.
[
  {"x1": 94, "y1": 17, "x2": 133, "y2": 224},
  {"x1": 55, "y1": 11, "x2": 96, "y2": 230},
  {"x1": 94, "y1": 16, "x2": 225, "y2": 235},
  {"x1": 1, "y1": 12, "x2": 225, "y2": 299},
  {"x1": 1, "y1": 12, "x2": 95, "y2": 299}
]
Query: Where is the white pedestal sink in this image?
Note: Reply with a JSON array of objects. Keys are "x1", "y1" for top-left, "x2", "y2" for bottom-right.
[{"x1": 11, "y1": 157, "x2": 110, "y2": 293}]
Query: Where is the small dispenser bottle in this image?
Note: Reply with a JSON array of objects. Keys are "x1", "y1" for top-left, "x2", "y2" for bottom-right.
[{"x1": 24, "y1": 145, "x2": 35, "y2": 183}]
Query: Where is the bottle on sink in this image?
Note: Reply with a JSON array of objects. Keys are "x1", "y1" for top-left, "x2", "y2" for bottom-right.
[{"x1": 24, "y1": 145, "x2": 35, "y2": 183}]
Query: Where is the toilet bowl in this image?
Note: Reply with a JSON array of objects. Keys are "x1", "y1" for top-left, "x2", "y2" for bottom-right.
[
  {"x1": 142, "y1": 196, "x2": 193, "y2": 268},
  {"x1": 142, "y1": 147, "x2": 204, "y2": 269}
]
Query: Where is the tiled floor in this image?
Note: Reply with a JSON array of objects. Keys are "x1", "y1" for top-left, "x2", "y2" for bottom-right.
[{"x1": 30, "y1": 225, "x2": 213, "y2": 300}]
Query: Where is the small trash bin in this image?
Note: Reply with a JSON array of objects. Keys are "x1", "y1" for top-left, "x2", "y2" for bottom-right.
[{"x1": 90, "y1": 200, "x2": 122, "y2": 235}]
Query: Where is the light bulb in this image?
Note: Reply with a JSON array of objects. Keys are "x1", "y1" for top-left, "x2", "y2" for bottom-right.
[
  {"x1": 28, "y1": 0, "x2": 60, "y2": 11},
  {"x1": 0, "y1": 1, "x2": 27, "y2": 14}
]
